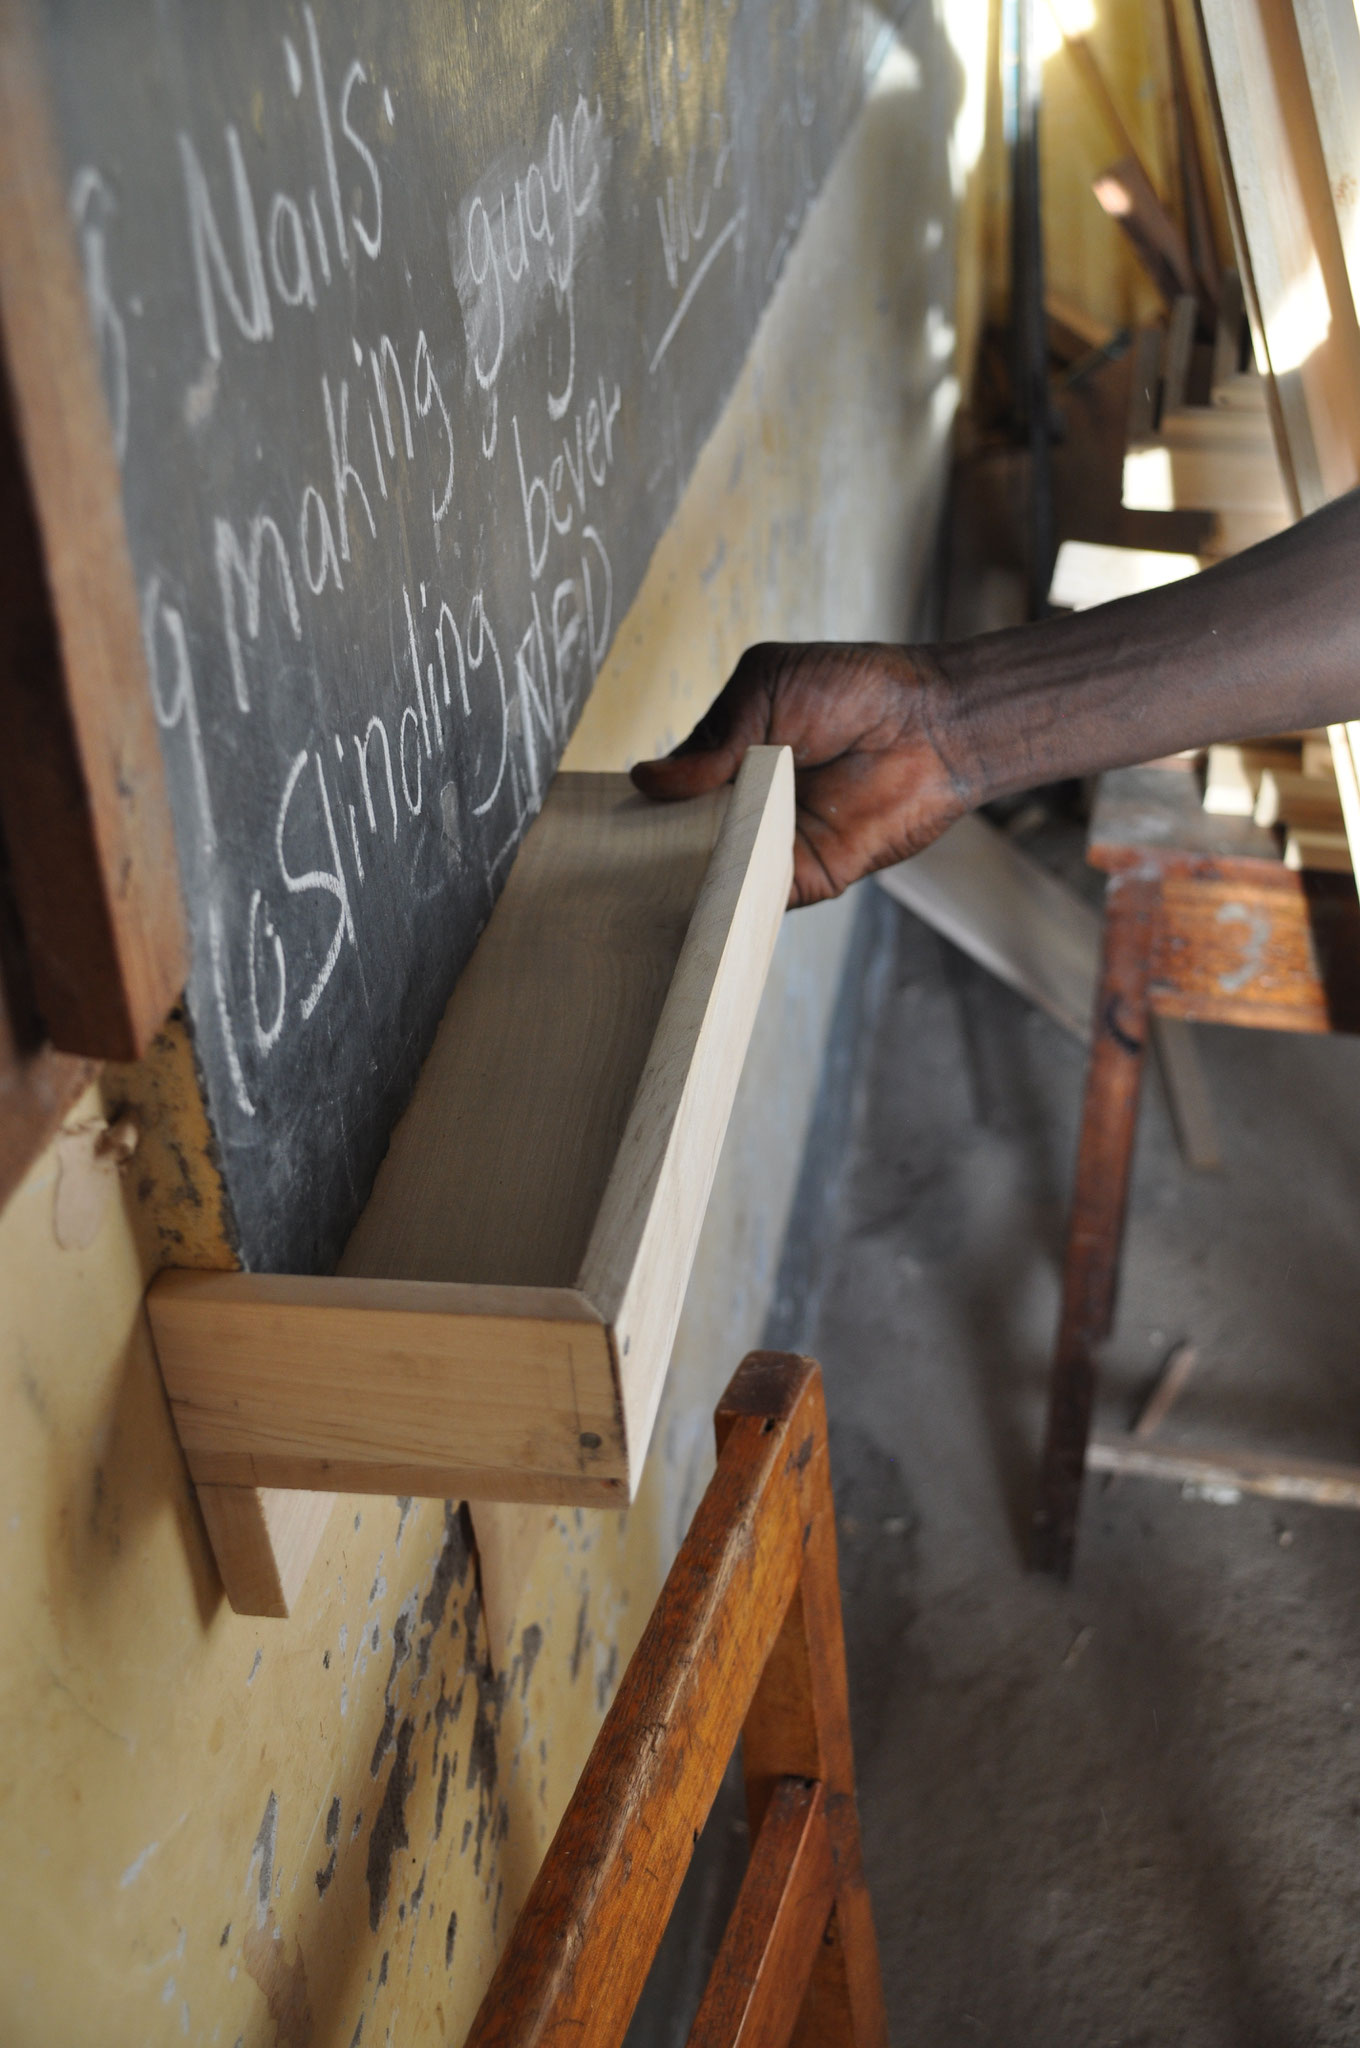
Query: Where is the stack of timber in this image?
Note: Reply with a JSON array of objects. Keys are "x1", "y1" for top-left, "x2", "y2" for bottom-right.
[
  {"x1": 1201, "y1": 732, "x2": 1351, "y2": 873},
  {"x1": 1113, "y1": 263, "x2": 1350, "y2": 870},
  {"x1": 1065, "y1": 0, "x2": 1267, "y2": 565},
  {"x1": 1121, "y1": 287, "x2": 1293, "y2": 560},
  {"x1": 1195, "y1": 0, "x2": 1360, "y2": 873}
]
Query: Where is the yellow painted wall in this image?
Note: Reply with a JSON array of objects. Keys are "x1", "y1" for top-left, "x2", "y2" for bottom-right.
[{"x1": 0, "y1": 14, "x2": 975, "y2": 2044}]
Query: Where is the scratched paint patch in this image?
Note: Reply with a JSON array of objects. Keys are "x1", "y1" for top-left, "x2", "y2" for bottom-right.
[
  {"x1": 1216, "y1": 901, "x2": 1272, "y2": 994},
  {"x1": 240, "y1": 1791, "x2": 314, "y2": 2043}
]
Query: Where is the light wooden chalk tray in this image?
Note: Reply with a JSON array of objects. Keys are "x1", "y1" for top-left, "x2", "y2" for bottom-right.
[{"x1": 148, "y1": 747, "x2": 794, "y2": 1617}]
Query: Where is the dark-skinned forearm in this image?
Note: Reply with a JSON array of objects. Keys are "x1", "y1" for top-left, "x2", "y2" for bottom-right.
[{"x1": 925, "y1": 488, "x2": 1360, "y2": 807}]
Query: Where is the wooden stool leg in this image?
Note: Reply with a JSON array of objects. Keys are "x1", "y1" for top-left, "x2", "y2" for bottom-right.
[{"x1": 1032, "y1": 872, "x2": 1160, "y2": 1578}]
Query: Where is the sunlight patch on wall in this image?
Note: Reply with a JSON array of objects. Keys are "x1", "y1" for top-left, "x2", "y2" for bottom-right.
[
  {"x1": 1261, "y1": 252, "x2": 1334, "y2": 376},
  {"x1": 939, "y1": 0, "x2": 992, "y2": 198},
  {"x1": 1039, "y1": 0, "x2": 1097, "y2": 60}
]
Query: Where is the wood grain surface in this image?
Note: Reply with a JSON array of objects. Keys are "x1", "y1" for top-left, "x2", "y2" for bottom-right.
[
  {"x1": 195, "y1": 1484, "x2": 338, "y2": 1619},
  {"x1": 1088, "y1": 1435, "x2": 1360, "y2": 1508},
  {"x1": 462, "y1": 1352, "x2": 885, "y2": 2048},
  {"x1": 152, "y1": 1272, "x2": 624, "y2": 1499},
  {"x1": 341, "y1": 773, "x2": 726, "y2": 1291},
  {"x1": 1150, "y1": 871, "x2": 1360, "y2": 1029},
  {"x1": 876, "y1": 811, "x2": 1101, "y2": 1043},
  {"x1": 685, "y1": 1777, "x2": 833, "y2": 2048},
  {"x1": 1198, "y1": 0, "x2": 1360, "y2": 511},
  {"x1": 148, "y1": 760, "x2": 791, "y2": 1606},
  {"x1": 876, "y1": 811, "x2": 1221, "y2": 1169},
  {"x1": 583, "y1": 745, "x2": 794, "y2": 1481},
  {"x1": 719, "y1": 1355, "x2": 886, "y2": 2048}
]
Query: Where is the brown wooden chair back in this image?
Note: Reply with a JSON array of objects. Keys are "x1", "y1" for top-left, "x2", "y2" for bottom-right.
[{"x1": 463, "y1": 1351, "x2": 888, "y2": 2048}]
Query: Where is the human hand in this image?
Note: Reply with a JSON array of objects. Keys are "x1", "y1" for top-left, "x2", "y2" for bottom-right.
[{"x1": 630, "y1": 641, "x2": 970, "y2": 906}]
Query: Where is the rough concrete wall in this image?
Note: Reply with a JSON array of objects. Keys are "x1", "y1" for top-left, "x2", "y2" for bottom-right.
[{"x1": 0, "y1": 17, "x2": 964, "y2": 2045}]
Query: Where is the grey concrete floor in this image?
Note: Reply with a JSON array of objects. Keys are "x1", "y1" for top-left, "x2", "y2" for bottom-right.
[{"x1": 820, "y1": 891, "x2": 1360, "y2": 2047}]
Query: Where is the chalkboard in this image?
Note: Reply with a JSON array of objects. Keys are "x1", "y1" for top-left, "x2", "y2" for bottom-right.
[{"x1": 34, "y1": 0, "x2": 867, "y2": 1272}]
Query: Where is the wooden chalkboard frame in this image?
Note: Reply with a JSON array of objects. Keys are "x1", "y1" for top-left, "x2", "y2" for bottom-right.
[{"x1": 0, "y1": 8, "x2": 185, "y2": 1066}]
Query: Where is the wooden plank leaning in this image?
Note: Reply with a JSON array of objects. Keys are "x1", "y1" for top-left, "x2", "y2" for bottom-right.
[
  {"x1": 463, "y1": 1350, "x2": 887, "y2": 2048},
  {"x1": 876, "y1": 813, "x2": 1221, "y2": 1169}
]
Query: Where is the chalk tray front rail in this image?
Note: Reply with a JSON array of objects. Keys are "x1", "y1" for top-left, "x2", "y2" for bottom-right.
[{"x1": 147, "y1": 747, "x2": 794, "y2": 1616}]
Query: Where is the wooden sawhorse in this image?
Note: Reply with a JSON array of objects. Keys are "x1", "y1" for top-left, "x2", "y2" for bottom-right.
[{"x1": 1032, "y1": 764, "x2": 1360, "y2": 1579}]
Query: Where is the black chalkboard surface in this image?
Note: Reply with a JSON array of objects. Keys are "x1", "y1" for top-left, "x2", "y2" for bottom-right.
[{"x1": 36, "y1": 0, "x2": 865, "y2": 1271}]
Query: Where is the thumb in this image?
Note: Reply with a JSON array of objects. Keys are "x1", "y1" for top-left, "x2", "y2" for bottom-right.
[
  {"x1": 631, "y1": 670, "x2": 770, "y2": 801},
  {"x1": 630, "y1": 743, "x2": 744, "y2": 801}
]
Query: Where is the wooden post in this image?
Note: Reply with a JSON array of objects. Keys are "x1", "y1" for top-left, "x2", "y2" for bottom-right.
[{"x1": 1032, "y1": 871, "x2": 1160, "y2": 1578}]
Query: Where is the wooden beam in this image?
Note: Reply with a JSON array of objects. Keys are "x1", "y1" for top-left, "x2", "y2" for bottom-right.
[
  {"x1": 1049, "y1": 540, "x2": 1199, "y2": 611},
  {"x1": 1089, "y1": 1434, "x2": 1360, "y2": 1508},
  {"x1": 1197, "y1": 0, "x2": 1360, "y2": 510},
  {"x1": 1132, "y1": 1340, "x2": 1199, "y2": 1439},
  {"x1": 1127, "y1": 327, "x2": 1164, "y2": 442},
  {"x1": 1254, "y1": 768, "x2": 1344, "y2": 831},
  {"x1": 876, "y1": 814, "x2": 1100, "y2": 1043},
  {"x1": 195, "y1": 1486, "x2": 338, "y2": 1620},
  {"x1": 1033, "y1": 871, "x2": 1160, "y2": 1577},
  {"x1": 1093, "y1": 157, "x2": 1199, "y2": 308},
  {"x1": 721, "y1": 1357, "x2": 885, "y2": 2047},
  {"x1": 1124, "y1": 405, "x2": 1293, "y2": 518},
  {"x1": 1211, "y1": 267, "x2": 1247, "y2": 390},
  {"x1": 580, "y1": 749, "x2": 794, "y2": 1483},
  {"x1": 1290, "y1": 0, "x2": 1360, "y2": 315},
  {"x1": 1163, "y1": 0, "x2": 1223, "y2": 306},
  {"x1": 1160, "y1": 294, "x2": 1201, "y2": 415},
  {"x1": 1149, "y1": 1017, "x2": 1221, "y2": 1171},
  {"x1": 1062, "y1": 34, "x2": 1162, "y2": 201},
  {"x1": 1284, "y1": 827, "x2": 1352, "y2": 872}
]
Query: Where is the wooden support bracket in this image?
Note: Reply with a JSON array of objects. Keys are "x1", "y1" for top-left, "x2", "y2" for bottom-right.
[{"x1": 149, "y1": 749, "x2": 794, "y2": 1616}]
